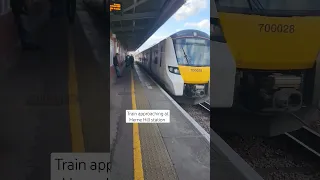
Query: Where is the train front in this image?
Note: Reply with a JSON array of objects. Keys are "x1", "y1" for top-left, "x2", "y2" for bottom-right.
[{"x1": 171, "y1": 30, "x2": 210, "y2": 104}]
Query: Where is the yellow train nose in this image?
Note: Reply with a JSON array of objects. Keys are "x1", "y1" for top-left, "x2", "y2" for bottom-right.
[{"x1": 178, "y1": 66, "x2": 210, "y2": 84}]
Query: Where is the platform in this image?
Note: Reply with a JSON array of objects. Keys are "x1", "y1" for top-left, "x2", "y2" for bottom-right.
[
  {"x1": 110, "y1": 63, "x2": 264, "y2": 180},
  {"x1": 0, "y1": 3, "x2": 110, "y2": 179}
]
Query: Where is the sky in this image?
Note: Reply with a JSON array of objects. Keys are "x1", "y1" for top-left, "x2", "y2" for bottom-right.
[{"x1": 135, "y1": 0, "x2": 210, "y2": 53}]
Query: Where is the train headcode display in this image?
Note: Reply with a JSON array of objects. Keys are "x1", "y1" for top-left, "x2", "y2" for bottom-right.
[{"x1": 110, "y1": 2, "x2": 122, "y2": 13}]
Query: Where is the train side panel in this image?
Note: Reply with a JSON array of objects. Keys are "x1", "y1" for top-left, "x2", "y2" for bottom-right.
[
  {"x1": 162, "y1": 38, "x2": 184, "y2": 96},
  {"x1": 210, "y1": 7, "x2": 236, "y2": 108}
]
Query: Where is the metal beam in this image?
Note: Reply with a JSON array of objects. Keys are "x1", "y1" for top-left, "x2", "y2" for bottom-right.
[
  {"x1": 123, "y1": 0, "x2": 150, "y2": 13},
  {"x1": 112, "y1": 25, "x2": 145, "y2": 32},
  {"x1": 140, "y1": 0, "x2": 184, "y2": 47},
  {"x1": 110, "y1": 11, "x2": 158, "y2": 21},
  {"x1": 116, "y1": 32, "x2": 145, "y2": 38},
  {"x1": 116, "y1": 33, "x2": 136, "y2": 38},
  {"x1": 132, "y1": 0, "x2": 137, "y2": 32}
]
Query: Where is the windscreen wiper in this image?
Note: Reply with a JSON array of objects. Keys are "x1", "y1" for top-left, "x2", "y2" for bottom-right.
[
  {"x1": 246, "y1": 0, "x2": 253, "y2": 11},
  {"x1": 246, "y1": 0, "x2": 265, "y2": 14},
  {"x1": 252, "y1": 0, "x2": 265, "y2": 11},
  {"x1": 181, "y1": 47, "x2": 190, "y2": 64}
]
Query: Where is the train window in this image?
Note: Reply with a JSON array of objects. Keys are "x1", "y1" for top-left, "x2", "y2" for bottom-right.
[
  {"x1": 211, "y1": 18, "x2": 226, "y2": 43},
  {"x1": 217, "y1": 0, "x2": 320, "y2": 14},
  {"x1": 173, "y1": 38, "x2": 210, "y2": 66},
  {"x1": 185, "y1": 39, "x2": 206, "y2": 44}
]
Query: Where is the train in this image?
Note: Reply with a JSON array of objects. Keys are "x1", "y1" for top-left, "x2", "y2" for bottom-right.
[
  {"x1": 136, "y1": 29, "x2": 210, "y2": 105},
  {"x1": 211, "y1": 0, "x2": 320, "y2": 136}
]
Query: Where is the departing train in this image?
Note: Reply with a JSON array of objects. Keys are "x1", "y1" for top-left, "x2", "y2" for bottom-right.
[
  {"x1": 211, "y1": 0, "x2": 320, "y2": 136},
  {"x1": 137, "y1": 30, "x2": 210, "y2": 105}
]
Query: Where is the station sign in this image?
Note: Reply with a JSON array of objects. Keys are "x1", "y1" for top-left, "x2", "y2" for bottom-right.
[{"x1": 110, "y1": 2, "x2": 122, "y2": 13}]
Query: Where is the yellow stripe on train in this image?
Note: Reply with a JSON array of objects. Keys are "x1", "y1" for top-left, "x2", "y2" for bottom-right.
[
  {"x1": 219, "y1": 13, "x2": 320, "y2": 70},
  {"x1": 178, "y1": 66, "x2": 210, "y2": 84}
]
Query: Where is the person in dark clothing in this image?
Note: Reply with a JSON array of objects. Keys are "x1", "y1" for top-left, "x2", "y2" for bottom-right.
[
  {"x1": 66, "y1": 0, "x2": 76, "y2": 24},
  {"x1": 125, "y1": 54, "x2": 130, "y2": 67},
  {"x1": 129, "y1": 55, "x2": 134, "y2": 68},
  {"x1": 113, "y1": 53, "x2": 121, "y2": 77},
  {"x1": 11, "y1": 0, "x2": 39, "y2": 50}
]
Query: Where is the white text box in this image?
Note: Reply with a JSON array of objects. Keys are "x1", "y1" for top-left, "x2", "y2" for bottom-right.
[{"x1": 126, "y1": 110, "x2": 170, "y2": 123}]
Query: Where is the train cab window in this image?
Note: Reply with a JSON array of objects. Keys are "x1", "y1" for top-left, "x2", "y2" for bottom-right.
[
  {"x1": 173, "y1": 38, "x2": 210, "y2": 67},
  {"x1": 216, "y1": 0, "x2": 320, "y2": 15},
  {"x1": 211, "y1": 18, "x2": 226, "y2": 43}
]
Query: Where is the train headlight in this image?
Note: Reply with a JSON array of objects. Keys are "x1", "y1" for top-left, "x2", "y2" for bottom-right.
[{"x1": 168, "y1": 66, "x2": 180, "y2": 75}]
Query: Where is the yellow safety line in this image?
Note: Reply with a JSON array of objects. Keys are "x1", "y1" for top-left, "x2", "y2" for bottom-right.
[
  {"x1": 68, "y1": 27, "x2": 85, "y2": 152},
  {"x1": 131, "y1": 70, "x2": 145, "y2": 180}
]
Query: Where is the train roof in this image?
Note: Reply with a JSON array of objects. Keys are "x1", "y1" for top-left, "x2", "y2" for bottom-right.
[
  {"x1": 170, "y1": 29, "x2": 209, "y2": 39},
  {"x1": 138, "y1": 29, "x2": 209, "y2": 53}
]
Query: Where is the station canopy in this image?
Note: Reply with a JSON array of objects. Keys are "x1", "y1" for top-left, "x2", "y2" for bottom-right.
[{"x1": 110, "y1": 0, "x2": 185, "y2": 51}]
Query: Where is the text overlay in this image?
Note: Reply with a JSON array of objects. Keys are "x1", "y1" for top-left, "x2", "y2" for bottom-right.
[
  {"x1": 126, "y1": 110, "x2": 170, "y2": 123},
  {"x1": 51, "y1": 153, "x2": 110, "y2": 180}
]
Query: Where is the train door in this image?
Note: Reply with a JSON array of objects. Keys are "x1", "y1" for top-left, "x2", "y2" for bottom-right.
[
  {"x1": 149, "y1": 48, "x2": 153, "y2": 72},
  {"x1": 154, "y1": 44, "x2": 159, "y2": 78},
  {"x1": 159, "y1": 42, "x2": 164, "y2": 79},
  {"x1": 144, "y1": 52, "x2": 147, "y2": 67}
]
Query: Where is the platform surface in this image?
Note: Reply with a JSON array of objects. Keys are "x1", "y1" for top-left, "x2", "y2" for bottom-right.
[{"x1": 110, "y1": 64, "x2": 264, "y2": 180}]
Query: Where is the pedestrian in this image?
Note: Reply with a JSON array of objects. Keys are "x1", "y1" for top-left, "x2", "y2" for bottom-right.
[
  {"x1": 66, "y1": 0, "x2": 76, "y2": 24},
  {"x1": 11, "y1": 0, "x2": 40, "y2": 50},
  {"x1": 125, "y1": 54, "x2": 130, "y2": 67},
  {"x1": 130, "y1": 54, "x2": 134, "y2": 69},
  {"x1": 113, "y1": 53, "x2": 121, "y2": 78}
]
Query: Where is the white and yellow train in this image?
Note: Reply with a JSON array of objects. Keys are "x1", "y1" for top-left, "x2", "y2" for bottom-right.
[
  {"x1": 211, "y1": 0, "x2": 320, "y2": 136},
  {"x1": 137, "y1": 30, "x2": 210, "y2": 105}
]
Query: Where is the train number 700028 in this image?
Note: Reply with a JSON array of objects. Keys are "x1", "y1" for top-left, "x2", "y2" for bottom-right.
[{"x1": 258, "y1": 24, "x2": 295, "y2": 33}]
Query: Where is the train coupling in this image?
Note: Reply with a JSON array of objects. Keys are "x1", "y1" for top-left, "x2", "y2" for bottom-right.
[
  {"x1": 184, "y1": 83, "x2": 208, "y2": 98},
  {"x1": 272, "y1": 88, "x2": 302, "y2": 111}
]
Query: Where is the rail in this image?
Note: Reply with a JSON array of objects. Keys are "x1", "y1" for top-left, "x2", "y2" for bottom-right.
[
  {"x1": 285, "y1": 125, "x2": 320, "y2": 158},
  {"x1": 199, "y1": 101, "x2": 210, "y2": 111}
]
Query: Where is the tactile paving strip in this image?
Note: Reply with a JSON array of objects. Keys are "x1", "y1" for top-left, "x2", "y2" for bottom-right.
[{"x1": 133, "y1": 70, "x2": 178, "y2": 180}]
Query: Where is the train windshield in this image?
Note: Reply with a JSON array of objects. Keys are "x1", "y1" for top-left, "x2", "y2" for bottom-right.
[
  {"x1": 216, "y1": 0, "x2": 320, "y2": 15},
  {"x1": 173, "y1": 38, "x2": 210, "y2": 66}
]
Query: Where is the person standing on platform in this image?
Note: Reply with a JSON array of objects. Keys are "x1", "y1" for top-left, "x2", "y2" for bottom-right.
[
  {"x1": 66, "y1": 0, "x2": 76, "y2": 23},
  {"x1": 11, "y1": 0, "x2": 40, "y2": 50},
  {"x1": 129, "y1": 54, "x2": 134, "y2": 69},
  {"x1": 113, "y1": 53, "x2": 121, "y2": 78},
  {"x1": 125, "y1": 54, "x2": 130, "y2": 67}
]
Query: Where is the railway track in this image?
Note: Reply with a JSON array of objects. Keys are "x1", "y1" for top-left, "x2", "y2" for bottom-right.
[
  {"x1": 286, "y1": 109, "x2": 320, "y2": 158},
  {"x1": 199, "y1": 101, "x2": 210, "y2": 111},
  {"x1": 285, "y1": 126, "x2": 320, "y2": 158}
]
